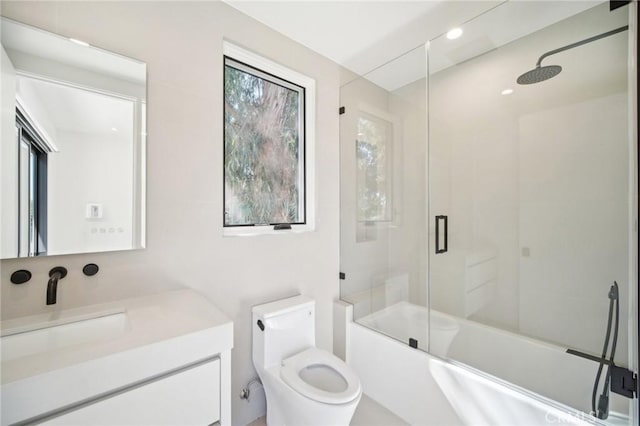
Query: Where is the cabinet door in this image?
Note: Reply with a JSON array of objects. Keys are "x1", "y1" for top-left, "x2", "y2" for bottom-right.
[{"x1": 43, "y1": 358, "x2": 220, "y2": 425}]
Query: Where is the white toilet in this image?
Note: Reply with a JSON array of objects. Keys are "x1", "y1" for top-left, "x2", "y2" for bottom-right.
[{"x1": 252, "y1": 295, "x2": 362, "y2": 426}]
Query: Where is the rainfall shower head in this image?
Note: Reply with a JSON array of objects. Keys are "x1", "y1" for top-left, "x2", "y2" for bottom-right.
[
  {"x1": 517, "y1": 25, "x2": 628, "y2": 85},
  {"x1": 517, "y1": 65, "x2": 562, "y2": 85}
]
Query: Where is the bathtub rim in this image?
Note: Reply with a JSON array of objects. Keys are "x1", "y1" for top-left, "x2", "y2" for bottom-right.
[{"x1": 357, "y1": 301, "x2": 632, "y2": 369}]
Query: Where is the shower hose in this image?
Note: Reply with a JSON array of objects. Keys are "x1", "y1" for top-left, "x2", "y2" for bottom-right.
[{"x1": 592, "y1": 281, "x2": 619, "y2": 420}]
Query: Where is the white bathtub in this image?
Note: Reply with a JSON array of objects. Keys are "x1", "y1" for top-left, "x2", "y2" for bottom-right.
[{"x1": 349, "y1": 302, "x2": 631, "y2": 426}]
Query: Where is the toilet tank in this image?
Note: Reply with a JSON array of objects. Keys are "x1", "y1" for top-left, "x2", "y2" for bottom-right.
[{"x1": 252, "y1": 295, "x2": 315, "y2": 369}]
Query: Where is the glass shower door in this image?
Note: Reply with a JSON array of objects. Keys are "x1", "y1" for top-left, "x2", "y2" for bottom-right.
[
  {"x1": 428, "y1": 1, "x2": 636, "y2": 423},
  {"x1": 340, "y1": 45, "x2": 429, "y2": 347}
]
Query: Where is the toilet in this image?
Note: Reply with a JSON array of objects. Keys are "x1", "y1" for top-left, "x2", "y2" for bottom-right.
[
  {"x1": 430, "y1": 312, "x2": 460, "y2": 357},
  {"x1": 252, "y1": 295, "x2": 362, "y2": 426}
]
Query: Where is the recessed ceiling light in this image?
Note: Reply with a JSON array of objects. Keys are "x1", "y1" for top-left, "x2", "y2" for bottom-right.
[
  {"x1": 501, "y1": 88, "x2": 514, "y2": 95},
  {"x1": 69, "y1": 38, "x2": 90, "y2": 47},
  {"x1": 111, "y1": 127, "x2": 118, "y2": 132},
  {"x1": 446, "y1": 28, "x2": 463, "y2": 40}
]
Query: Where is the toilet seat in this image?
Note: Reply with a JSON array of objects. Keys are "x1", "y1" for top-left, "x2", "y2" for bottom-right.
[{"x1": 280, "y1": 347, "x2": 361, "y2": 405}]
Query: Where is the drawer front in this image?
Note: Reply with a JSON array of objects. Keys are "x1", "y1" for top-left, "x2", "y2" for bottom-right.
[{"x1": 42, "y1": 358, "x2": 220, "y2": 425}]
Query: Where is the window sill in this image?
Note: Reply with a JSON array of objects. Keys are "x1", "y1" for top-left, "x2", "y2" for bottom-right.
[{"x1": 222, "y1": 224, "x2": 315, "y2": 237}]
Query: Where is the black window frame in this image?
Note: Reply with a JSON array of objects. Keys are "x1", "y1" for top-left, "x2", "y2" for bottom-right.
[
  {"x1": 223, "y1": 55, "x2": 307, "y2": 229},
  {"x1": 16, "y1": 108, "x2": 48, "y2": 256}
]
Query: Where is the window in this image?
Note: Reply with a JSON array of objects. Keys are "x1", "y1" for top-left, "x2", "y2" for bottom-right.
[
  {"x1": 223, "y1": 42, "x2": 315, "y2": 235},
  {"x1": 353, "y1": 106, "x2": 396, "y2": 243},
  {"x1": 16, "y1": 108, "x2": 49, "y2": 256},
  {"x1": 356, "y1": 112, "x2": 393, "y2": 222}
]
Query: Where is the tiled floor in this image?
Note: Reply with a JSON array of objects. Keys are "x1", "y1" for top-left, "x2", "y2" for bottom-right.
[{"x1": 246, "y1": 394, "x2": 408, "y2": 426}]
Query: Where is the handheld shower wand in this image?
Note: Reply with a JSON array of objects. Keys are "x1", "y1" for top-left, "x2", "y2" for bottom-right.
[
  {"x1": 567, "y1": 281, "x2": 636, "y2": 417},
  {"x1": 591, "y1": 282, "x2": 619, "y2": 419}
]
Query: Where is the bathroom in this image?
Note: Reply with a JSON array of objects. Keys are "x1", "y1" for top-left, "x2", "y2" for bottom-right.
[{"x1": 0, "y1": 1, "x2": 637, "y2": 425}]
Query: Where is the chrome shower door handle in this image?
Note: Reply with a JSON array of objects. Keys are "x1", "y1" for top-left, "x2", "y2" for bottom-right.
[{"x1": 435, "y1": 215, "x2": 448, "y2": 254}]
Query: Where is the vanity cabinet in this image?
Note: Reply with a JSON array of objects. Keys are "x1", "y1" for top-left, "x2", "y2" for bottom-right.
[
  {"x1": 43, "y1": 358, "x2": 221, "y2": 425},
  {"x1": 1, "y1": 290, "x2": 233, "y2": 426}
]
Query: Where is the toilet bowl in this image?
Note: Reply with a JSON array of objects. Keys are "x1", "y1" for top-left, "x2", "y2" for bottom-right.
[
  {"x1": 430, "y1": 313, "x2": 460, "y2": 357},
  {"x1": 252, "y1": 295, "x2": 362, "y2": 425}
]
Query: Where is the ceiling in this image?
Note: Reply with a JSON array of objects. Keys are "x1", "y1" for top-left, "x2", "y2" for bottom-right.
[
  {"x1": 2, "y1": 18, "x2": 145, "y2": 85},
  {"x1": 223, "y1": 0, "x2": 502, "y2": 77},
  {"x1": 18, "y1": 76, "x2": 134, "y2": 144},
  {"x1": 223, "y1": 0, "x2": 608, "y2": 90},
  {"x1": 226, "y1": 0, "x2": 440, "y2": 69}
]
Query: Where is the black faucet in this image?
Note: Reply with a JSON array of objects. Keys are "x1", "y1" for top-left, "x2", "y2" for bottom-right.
[{"x1": 47, "y1": 267, "x2": 67, "y2": 305}]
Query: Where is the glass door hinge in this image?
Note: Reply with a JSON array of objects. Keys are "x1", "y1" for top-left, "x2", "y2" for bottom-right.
[
  {"x1": 567, "y1": 349, "x2": 638, "y2": 399},
  {"x1": 610, "y1": 365, "x2": 637, "y2": 399}
]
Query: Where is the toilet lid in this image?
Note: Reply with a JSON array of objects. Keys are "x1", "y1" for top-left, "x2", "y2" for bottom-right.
[{"x1": 281, "y1": 347, "x2": 361, "y2": 405}]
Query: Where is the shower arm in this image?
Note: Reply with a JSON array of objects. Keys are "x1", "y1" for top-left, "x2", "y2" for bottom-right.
[{"x1": 535, "y1": 25, "x2": 629, "y2": 68}]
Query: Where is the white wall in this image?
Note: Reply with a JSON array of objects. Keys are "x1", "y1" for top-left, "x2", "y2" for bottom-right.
[
  {"x1": 0, "y1": 2, "x2": 342, "y2": 425},
  {"x1": 47, "y1": 128, "x2": 134, "y2": 255},
  {"x1": 518, "y1": 92, "x2": 629, "y2": 361}
]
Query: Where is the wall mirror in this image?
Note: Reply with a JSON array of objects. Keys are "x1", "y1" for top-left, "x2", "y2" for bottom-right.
[{"x1": 1, "y1": 18, "x2": 146, "y2": 259}]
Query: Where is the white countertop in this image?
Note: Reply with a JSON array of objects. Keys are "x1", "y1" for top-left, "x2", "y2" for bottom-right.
[{"x1": 1, "y1": 289, "x2": 233, "y2": 424}]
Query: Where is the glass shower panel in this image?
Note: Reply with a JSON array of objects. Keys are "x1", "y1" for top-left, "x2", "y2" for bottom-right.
[
  {"x1": 428, "y1": 1, "x2": 635, "y2": 423},
  {"x1": 340, "y1": 45, "x2": 429, "y2": 348}
]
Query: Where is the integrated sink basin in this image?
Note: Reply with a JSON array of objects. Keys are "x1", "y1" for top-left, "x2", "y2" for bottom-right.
[{"x1": 1, "y1": 309, "x2": 128, "y2": 362}]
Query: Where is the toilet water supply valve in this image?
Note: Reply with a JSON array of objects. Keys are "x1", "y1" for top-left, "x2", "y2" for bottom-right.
[{"x1": 240, "y1": 377, "x2": 263, "y2": 401}]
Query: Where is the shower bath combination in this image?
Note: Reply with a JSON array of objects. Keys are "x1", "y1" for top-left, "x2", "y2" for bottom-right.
[
  {"x1": 517, "y1": 25, "x2": 628, "y2": 84},
  {"x1": 341, "y1": 1, "x2": 636, "y2": 423}
]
